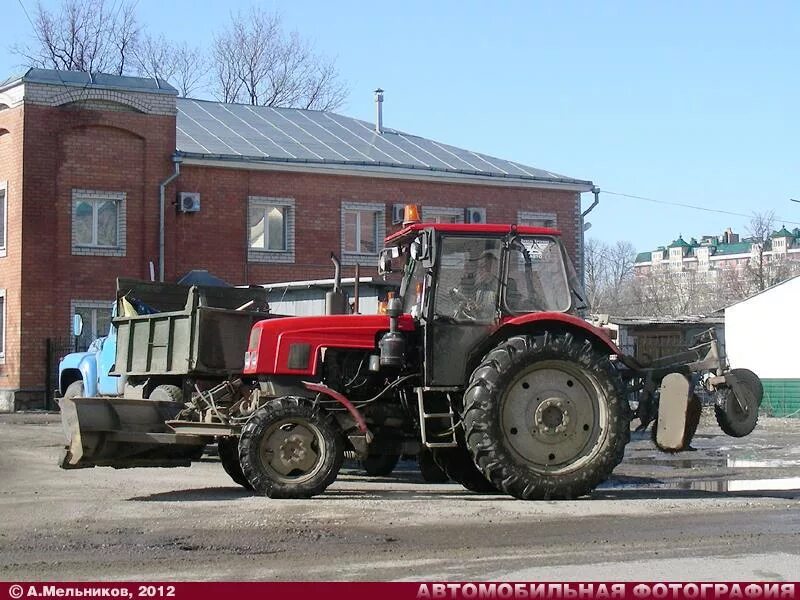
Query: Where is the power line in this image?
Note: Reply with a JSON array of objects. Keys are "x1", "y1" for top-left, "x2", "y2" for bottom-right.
[
  {"x1": 602, "y1": 190, "x2": 800, "y2": 227},
  {"x1": 16, "y1": 0, "x2": 36, "y2": 30}
]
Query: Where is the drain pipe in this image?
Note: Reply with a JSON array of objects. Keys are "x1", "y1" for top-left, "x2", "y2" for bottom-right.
[
  {"x1": 158, "y1": 156, "x2": 182, "y2": 282},
  {"x1": 579, "y1": 186, "x2": 601, "y2": 290}
]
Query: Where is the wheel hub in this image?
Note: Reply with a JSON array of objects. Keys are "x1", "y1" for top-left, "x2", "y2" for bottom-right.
[
  {"x1": 279, "y1": 435, "x2": 308, "y2": 464},
  {"x1": 534, "y1": 398, "x2": 571, "y2": 434}
]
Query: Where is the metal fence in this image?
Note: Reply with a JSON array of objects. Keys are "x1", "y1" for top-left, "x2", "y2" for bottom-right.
[{"x1": 44, "y1": 337, "x2": 78, "y2": 410}]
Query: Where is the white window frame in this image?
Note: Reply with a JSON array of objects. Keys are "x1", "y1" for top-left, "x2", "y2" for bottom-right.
[
  {"x1": 70, "y1": 300, "x2": 113, "y2": 351},
  {"x1": 71, "y1": 190, "x2": 126, "y2": 257},
  {"x1": 341, "y1": 201, "x2": 385, "y2": 265},
  {"x1": 0, "y1": 180, "x2": 7, "y2": 257},
  {"x1": 247, "y1": 196, "x2": 295, "y2": 264},
  {"x1": 0, "y1": 289, "x2": 5, "y2": 362},
  {"x1": 422, "y1": 206, "x2": 464, "y2": 224},
  {"x1": 518, "y1": 210, "x2": 557, "y2": 228}
]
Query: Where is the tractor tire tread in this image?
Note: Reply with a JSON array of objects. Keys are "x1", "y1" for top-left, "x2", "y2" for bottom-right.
[{"x1": 463, "y1": 332, "x2": 630, "y2": 500}]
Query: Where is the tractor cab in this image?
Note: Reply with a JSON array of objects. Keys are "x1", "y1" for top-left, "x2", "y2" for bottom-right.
[{"x1": 381, "y1": 219, "x2": 589, "y2": 386}]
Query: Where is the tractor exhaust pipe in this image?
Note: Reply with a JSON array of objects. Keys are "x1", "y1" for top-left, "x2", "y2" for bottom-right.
[{"x1": 326, "y1": 253, "x2": 348, "y2": 315}]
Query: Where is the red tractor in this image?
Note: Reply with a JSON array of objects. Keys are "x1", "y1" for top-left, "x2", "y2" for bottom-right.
[{"x1": 60, "y1": 216, "x2": 762, "y2": 500}]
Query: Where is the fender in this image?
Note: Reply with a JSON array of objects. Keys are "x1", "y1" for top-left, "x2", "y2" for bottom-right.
[
  {"x1": 58, "y1": 351, "x2": 97, "y2": 396},
  {"x1": 497, "y1": 312, "x2": 621, "y2": 355},
  {"x1": 78, "y1": 355, "x2": 99, "y2": 397}
]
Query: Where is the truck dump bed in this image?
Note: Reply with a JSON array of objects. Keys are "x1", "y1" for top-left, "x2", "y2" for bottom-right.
[{"x1": 112, "y1": 278, "x2": 270, "y2": 378}]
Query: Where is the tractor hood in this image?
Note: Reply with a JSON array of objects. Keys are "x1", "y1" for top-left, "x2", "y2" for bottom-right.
[{"x1": 245, "y1": 314, "x2": 416, "y2": 377}]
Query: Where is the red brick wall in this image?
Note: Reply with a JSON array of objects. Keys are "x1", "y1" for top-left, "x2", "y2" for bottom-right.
[
  {"x1": 18, "y1": 104, "x2": 176, "y2": 390},
  {"x1": 0, "y1": 106, "x2": 24, "y2": 390},
  {"x1": 172, "y1": 166, "x2": 580, "y2": 284}
]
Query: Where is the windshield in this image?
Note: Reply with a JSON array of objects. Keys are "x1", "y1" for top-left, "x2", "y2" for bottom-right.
[{"x1": 505, "y1": 236, "x2": 571, "y2": 313}]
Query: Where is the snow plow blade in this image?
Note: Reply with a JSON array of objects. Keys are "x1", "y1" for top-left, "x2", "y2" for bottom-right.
[{"x1": 59, "y1": 396, "x2": 207, "y2": 469}]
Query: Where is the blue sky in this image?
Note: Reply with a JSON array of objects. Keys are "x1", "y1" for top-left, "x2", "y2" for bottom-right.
[{"x1": 3, "y1": 0, "x2": 799, "y2": 251}]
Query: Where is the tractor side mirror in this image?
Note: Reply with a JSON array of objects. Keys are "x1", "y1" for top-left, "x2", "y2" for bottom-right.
[
  {"x1": 410, "y1": 231, "x2": 433, "y2": 266},
  {"x1": 378, "y1": 247, "x2": 400, "y2": 275},
  {"x1": 72, "y1": 314, "x2": 84, "y2": 337}
]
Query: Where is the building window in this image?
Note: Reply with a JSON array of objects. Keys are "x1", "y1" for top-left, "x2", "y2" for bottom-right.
[
  {"x1": 518, "y1": 210, "x2": 557, "y2": 228},
  {"x1": 422, "y1": 206, "x2": 464, "y2": 224},
  {"x1": 0, "y1": 181, "x2": 6, "y2": 257},
  {"x1": 341, "y1": 201, "x2": 385, "y2": 265},
  {"x1": 72, "y1": 190, "x2": 126, "y2": 257},
  {"x1": 71, "y1": 301, "x2": 113, "y2": 352},
  {"x1": 247, "y1": 196, "x2": 295, "y2": 264},
  {"x1": 0, "y1": 289, "x2": 5, "y2": 361}
]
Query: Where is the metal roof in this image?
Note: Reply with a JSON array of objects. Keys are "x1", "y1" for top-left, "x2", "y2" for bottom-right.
[
  {"x1": 0, "y1": 68, "x2": 177, "y2": 95},
  {"x1": 175, "y1": 98, "x2": 593, "y2": 189}
]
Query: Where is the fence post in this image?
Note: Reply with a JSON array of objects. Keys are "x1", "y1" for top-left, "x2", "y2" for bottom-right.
[{"x1": 45, "y1": 338, "x2": 53, "y2": 411}]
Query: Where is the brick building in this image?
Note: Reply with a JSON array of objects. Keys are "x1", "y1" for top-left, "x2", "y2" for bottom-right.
[
  {"x1": 634, "y1": 227, "x2": 800, "y2": 278},
  {"x1": 0, "y1": 68, "x2": 595, "y2": 411}
]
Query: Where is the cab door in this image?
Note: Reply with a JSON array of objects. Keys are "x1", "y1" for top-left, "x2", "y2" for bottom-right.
[{"x1": 423, "y1": 236, "x2": 502, "y2": 387}]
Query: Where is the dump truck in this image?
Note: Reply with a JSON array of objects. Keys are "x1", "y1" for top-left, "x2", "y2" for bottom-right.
[
  {"x1": 58, "y1": 279, "x2": 271, "y2": 404},
  {"x1": 59, "y1": 278, "x2": 271, "y2": 468},
  {"x1": 60, "y1": 213, "x2": 762, "y2": 500}
]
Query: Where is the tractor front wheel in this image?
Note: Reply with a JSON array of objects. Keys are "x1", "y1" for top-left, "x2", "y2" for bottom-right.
[
  {"x1": 463, "y1": 332, "x2": 629, "y2": 500},
  {"x1": 239, "y1": 397, "x2": 343, "y2": 498}
]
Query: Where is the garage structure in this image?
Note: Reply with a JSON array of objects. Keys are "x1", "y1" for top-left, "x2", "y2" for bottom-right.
[
  {"x1": 725, "y1": 275, "x2": 800, "y2": 417},
  {"x1": 0, "y1": 68, "x2": 595, "y2": 411}
]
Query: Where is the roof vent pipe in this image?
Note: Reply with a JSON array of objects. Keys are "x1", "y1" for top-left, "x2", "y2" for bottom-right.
[{"x1": 374, "y1": 88, "x2": 384, "y2": 134}]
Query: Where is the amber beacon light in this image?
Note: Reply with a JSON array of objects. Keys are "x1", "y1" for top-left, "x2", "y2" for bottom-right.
[{"x1": 402, "y1": 204, "x2": 421, "y2": 225}]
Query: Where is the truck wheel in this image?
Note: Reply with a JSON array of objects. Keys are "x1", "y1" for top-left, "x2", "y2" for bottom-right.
[
  {"x1": 361, "y1": 453, "x2": 400, "y2": 477},
  {"x1": 463, "y1": 332, "x2": 630, "y2": 500},
  {"x1": 218, "y1": 437, "x2": 252, "y2": 490},
  {"x1": 149, "y1": 384, "x2": 183, "y2": 403},
  {"x1": 418, "y1": 447, "x2": 449, "y2": 483},
  {"x1": 432, "y1": 433, "x2": 497, "y2": 493},
  {"x1": 239, "y1": 397, "x2": 343, "y2": 498},
  {"x1": 63, "y1": 380, "x2": 84, "y2": 400}
]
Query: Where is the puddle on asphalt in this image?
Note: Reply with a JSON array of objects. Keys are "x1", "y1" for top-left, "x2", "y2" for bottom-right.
[
  {"x1": 626, "y1": 457, "x2": 727, "y2": 469},
  {"x1": 626, "y1": 456, "x2": 800, "y2": 470},
  {"x1": 667, "y1": 477, "x2": 800, "y2": 493},
  {"x1": 726, "y1": 458, "x2": 800, "y2": 468}
]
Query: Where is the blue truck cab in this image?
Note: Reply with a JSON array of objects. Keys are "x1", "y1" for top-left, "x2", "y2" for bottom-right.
[{"x1": 58, "y1": 304, "x2": 122, "y2": 399}]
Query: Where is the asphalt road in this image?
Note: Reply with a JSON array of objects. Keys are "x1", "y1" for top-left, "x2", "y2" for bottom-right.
[{"x1": 1, "y1": 412, "x2": 798, "y2": 581}]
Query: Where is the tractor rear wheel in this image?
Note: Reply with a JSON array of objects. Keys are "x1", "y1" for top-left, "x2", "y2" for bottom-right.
[
  {"x1": 218, "y1": 437, "x2": 252, "y2": 490},
  {"x1": 239, "y1": 397, "x2": 343, "y2": 498},
  {"x1": 463, "y1": 332, "x2": 629, "y2": 500}
]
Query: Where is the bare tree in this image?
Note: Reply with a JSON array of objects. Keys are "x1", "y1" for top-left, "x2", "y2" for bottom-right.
[
  {"x1": 583, "y1": 238, "x2": 608, "y2": 311},
  {"x1": 134, "y1": 35, "x2": 206, "y2": 97},
  {"x1": 583, "y1": 238, "x2": 637, "y2": 315},
  {"x1": 13, "y1": 0, "x2": 141, "y2": 75},
  {"x1": 745, "y1": 210, "x2": 775, "y2": 292},
  {"x1": 211, "y1": 8, "x2": 347, "y2": 110}
]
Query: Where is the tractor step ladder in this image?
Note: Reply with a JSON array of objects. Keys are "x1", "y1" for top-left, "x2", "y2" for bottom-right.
[{"x1": 416, "y1": 387, "x2": 458, "y2": 448}]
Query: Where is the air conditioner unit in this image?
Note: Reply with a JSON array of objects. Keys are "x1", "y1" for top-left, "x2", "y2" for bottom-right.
[
  {"x1": 178, "y1": 192, "x2": 201, "y2": 213},
  {"x1": 465, "y1": 207, "x2": 486, "y2": 224},
  {"x1": 392, "y1": 204, "x2": 406, "y2": 225}
]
